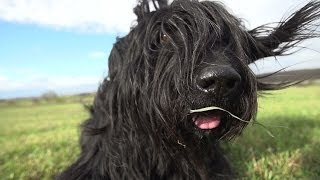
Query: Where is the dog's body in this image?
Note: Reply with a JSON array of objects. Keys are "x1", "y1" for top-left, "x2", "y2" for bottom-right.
[{"x1": 58, "y1": 1, "x2": 320, "y2": 179}]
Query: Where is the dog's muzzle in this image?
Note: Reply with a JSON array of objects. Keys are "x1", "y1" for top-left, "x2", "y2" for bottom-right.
[{"x1": 190, "y1": 65, "x2": 242, "y2": 131}]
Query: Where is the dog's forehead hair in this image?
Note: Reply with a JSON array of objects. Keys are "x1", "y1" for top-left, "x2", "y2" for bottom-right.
[
  {"x1": 143, "y1": 0, "x2": 247, "y2": 39},
  {"x1": 130, "y1": 0, "x2": 252, "y2": 63}
]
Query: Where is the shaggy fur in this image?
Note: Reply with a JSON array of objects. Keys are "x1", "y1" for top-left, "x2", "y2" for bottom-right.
[{"x1": 57, "y1": 0, "x2": 320, "y2": 179}]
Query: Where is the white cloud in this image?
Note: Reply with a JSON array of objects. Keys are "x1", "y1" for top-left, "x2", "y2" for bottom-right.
[
  {"x1": 219, "y1": 0, "x2": 310, "y2": 29},
  {"x1": 88, "y1": 51, "x2": 107, "y2": 59},
  {"x1": 0, "y1": 75, "x2": 101, "y2": 92},
  {"x1": 0, "y1": 0, "x2": 137, "y2": 33},
  {"x1": 0, "y1": 0, "x2": 314, "y2": 33},
  {"x1": 0, "y1": 75, "x2": 7, "y2": 82}
]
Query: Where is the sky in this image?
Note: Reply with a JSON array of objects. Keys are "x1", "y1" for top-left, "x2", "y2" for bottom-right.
[{"x1": 0, "y1": 0, "x2": 320, "y2": 99}]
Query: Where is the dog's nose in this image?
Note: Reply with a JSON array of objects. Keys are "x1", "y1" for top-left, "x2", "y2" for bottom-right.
[{"x1": 196, "y1": 65, "x2": 241, "y2": 95}]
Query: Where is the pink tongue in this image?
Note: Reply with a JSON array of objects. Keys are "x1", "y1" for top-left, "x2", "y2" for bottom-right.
[{"x1": 194, "y1": 116, "x2": 221, "y2": 129}]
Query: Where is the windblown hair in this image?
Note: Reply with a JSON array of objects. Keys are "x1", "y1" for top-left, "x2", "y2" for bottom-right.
[{"x1": 57, "y1": 0, "x2": 320, "y2": 179}]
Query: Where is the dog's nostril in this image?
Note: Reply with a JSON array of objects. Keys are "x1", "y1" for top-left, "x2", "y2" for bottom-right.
[
  {"x1": 199, "y1": 78, "x2": 216, "y2": 90},
  {"x1": 226, "y1": 80, "x2": 236, "y2": 89}
]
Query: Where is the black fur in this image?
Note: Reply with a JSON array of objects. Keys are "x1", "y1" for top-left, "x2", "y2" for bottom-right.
[{"x1": 57, "y1": 0, "x2": 320, "y2": 179}]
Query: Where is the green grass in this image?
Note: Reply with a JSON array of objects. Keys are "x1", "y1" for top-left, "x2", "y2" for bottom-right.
[
  {"x1": 225, "y1": 86, "x2": 320, "y2": 179},
  {"x1": 0, "y1": 86, "x2": 319, "y2": 179},
  {"x1": 0, "y1": 96, "x2": 93, "y2": 180}
]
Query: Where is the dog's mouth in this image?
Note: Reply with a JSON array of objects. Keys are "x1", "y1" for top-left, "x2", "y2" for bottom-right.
[
  {"x1": 192, "y1": 110, "x2": 222, "y2": 130},
  {"x1": 189, "y1": 106, "x2": 243, "y2": 130}
]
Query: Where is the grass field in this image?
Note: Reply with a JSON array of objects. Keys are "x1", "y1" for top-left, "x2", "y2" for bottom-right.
[{"x1": 0, "y1": 86, "x2": 319, "y2": 179}]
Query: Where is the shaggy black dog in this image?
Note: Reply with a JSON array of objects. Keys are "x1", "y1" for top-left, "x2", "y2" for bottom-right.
[{"x1": 58, "y1": 0, "x2": 320, "y2": 179}]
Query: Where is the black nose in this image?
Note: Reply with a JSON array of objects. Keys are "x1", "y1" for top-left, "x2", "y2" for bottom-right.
[{"x1": 196, "y1": 65, "x2": 241, "y2": 95}]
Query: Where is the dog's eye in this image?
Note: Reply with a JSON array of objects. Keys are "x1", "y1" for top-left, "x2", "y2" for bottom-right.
[{"x1": 160, "y1": 34, "x2": 170, "y2": 44}]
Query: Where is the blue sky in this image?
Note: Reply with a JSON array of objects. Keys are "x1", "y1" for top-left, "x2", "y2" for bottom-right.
[
  {"x1": 0, "y1": 22, "x2": 116, "y2": 98},
  {"x1": 0, "y1": 0, "x2": 320, "y2": 99}
]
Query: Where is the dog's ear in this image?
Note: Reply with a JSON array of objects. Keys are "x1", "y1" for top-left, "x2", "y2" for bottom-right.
[
  {"x1": 134, "y1": 0, "x2": 168, "y2": 21},
  {"x1": 248, "y1": 1, "x2": 320, "y2": 61},
  {"x1": 247, "y1": 1, "x2": 320, "y2": 91}
]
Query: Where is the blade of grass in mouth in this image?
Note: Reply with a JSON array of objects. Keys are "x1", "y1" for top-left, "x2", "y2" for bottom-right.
[
  {"x1": 190, "y1": 106, "x2": 275, "y2": 138},
  {"x1": 189, "y1": 106, "x2": 247, "y2": 123}
]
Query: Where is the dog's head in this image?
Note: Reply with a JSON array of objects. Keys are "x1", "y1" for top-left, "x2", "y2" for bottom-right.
[{"x1": 93, "y1": 0, "x2": 320, "y2": 146}]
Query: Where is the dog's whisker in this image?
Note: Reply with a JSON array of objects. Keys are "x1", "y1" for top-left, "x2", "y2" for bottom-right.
[
  {"x1": 218, "y1": 129, "x2": 233, "y2": 141},
  {"x1": 177, "y1": 140, "x2": 187, "y2": 148},
  {"x1": 202, "y1": 62, "x2": 219, "y2": 66}
]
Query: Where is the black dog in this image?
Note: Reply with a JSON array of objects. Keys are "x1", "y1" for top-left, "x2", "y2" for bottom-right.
[{"x1": 58, "y1": 0, "x2": 320, "y2": 179}]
